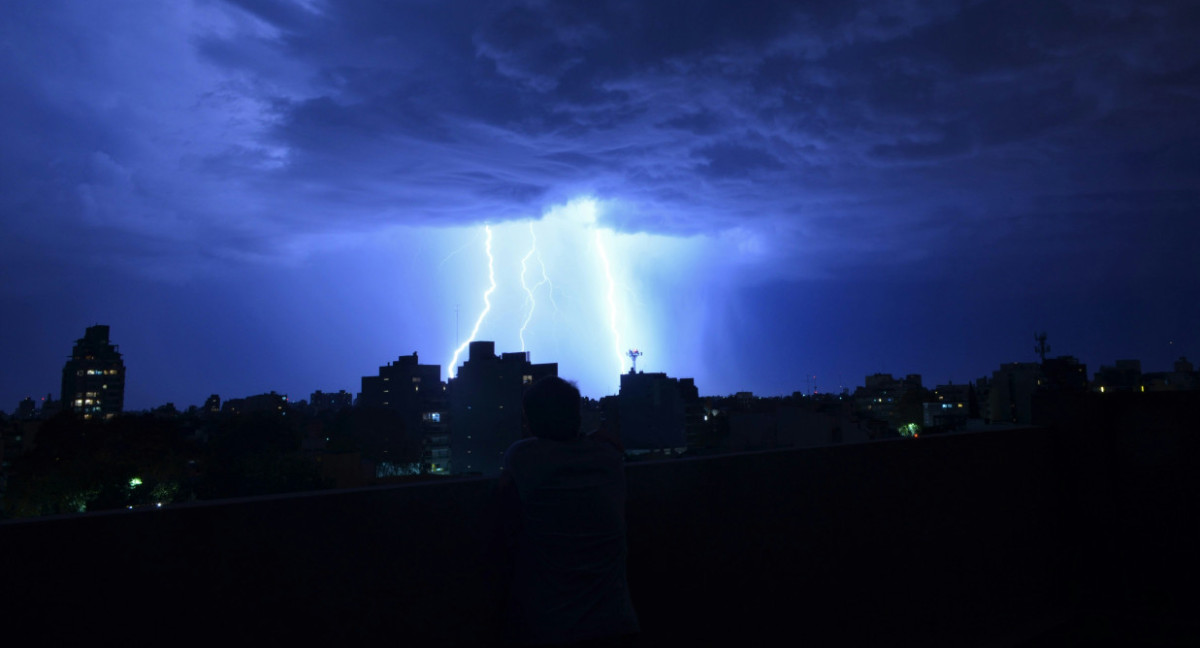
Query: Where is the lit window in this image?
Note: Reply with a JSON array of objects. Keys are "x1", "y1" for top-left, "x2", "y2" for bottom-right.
[{"x1": 412, "y1": 377, "x2": 421, "y2": 383}]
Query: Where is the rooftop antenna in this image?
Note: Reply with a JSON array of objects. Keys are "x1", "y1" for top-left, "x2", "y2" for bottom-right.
[
  {"x1": 626, "y1": 349, "x2": 643, "y2": 374},
  {"x1": 1035, "y1": 332, "x2": 1050, "y2": 363}
]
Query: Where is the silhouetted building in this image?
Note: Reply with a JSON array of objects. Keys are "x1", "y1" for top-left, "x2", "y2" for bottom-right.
[
  {"x1": 1042, "y1": 355, "x2": 1089, "y2": 392},
  {"x1": 1094, "y1": 359, "x2": 1142, "y2": 393},
  {"x1": 973, "y1": 377, "x2": 991, "y2": 421},
  {"x1": 222, "y1": 391, "x2": 288, "y2": 415},
  {"x1": 359, "y1": 353, "x2": 441, "y2": 410},
  {"x1": 15, "y1": 398, "x2": 37, "y2": 420},
  {"x1": 924, "y1": 382, "x2": 970, "y2": 429},
  {"x1": 1144, "y1": 357, "x2": 1199, "y2": 392},
  {"x1": 852, "y1": 373, "x2": 922, "y2": 424},
  {"x1": 203, "y1": 394, "x2": 221, "y2": 416},
  {"x1": 678, "y1": 378, "x2": 710, "y2": 449},
  {"x1": 449, "y1": 342, "x2": 556, "y2": 475},
  {"x1": 988, "y1": 363, "x2": 1042, "y2": 424},
  {"x1": 310, "y1": 389, "x2": 353, "y2": 412},
  {"x1": 728, "y1": 395, "x2": 868, "y2": 451},
  {"x1": 358, "y1": 352, "x2": 447, "y2": 473},
  {"x1": 618, "y1": 371, "x2": 688, "y2": 451},
  {"x1": 151, "y1": 402, "x2": 179, "y2": 418},
  {"x1": 421, "y1": 410, "x2": 451, "y2": 474},
  {"x1": 61, "y1": 325, "x2": 125, "y2": 420}
]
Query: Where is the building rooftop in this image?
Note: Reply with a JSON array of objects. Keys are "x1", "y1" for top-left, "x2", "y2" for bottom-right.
[{"x1": 2, "y1": 391, "x2": 1196, "y2": 646}]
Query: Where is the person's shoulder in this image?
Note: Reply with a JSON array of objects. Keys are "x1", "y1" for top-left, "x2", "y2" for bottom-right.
[{"x1": 506, "y1": 437, "x2": 539, "y2": 453}]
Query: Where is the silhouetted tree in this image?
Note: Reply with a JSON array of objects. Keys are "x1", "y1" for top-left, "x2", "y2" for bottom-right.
[
  {"x1": 325, "y1": 407, "x2": 422, "y2": 466},
  {"x1": 3, "y1": 412, "x2": 197, "y2": 517},
  {"x1": 890, "y1": 387, "x2": 931, "y2": 432},
  {"x1": 196, "y1": 411, "x2": 328, "y2": 499}
]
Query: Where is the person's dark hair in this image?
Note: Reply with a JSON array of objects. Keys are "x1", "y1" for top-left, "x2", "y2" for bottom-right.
[{"x1": 523, "y1": 376, "x2": 582, "y2": 441}]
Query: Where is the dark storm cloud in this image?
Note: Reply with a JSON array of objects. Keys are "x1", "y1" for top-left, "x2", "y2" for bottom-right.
[
  {"x1": 692, "y1": 140, "x2": 786, "y2": 179},
  {"x1": 2, "y1": 0, "x2": 1199, "y2": 282},
  {"x1": 658, "y1": 110, "x2": 724, "y2": 136},
  {"x1": 2, "y1": 0, "x2": 1200, "y2": 410},
  {"x1": 870, "y1": 122, "x2": 975, "y2": 162}
]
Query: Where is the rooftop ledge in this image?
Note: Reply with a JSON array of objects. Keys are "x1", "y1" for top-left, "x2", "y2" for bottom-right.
[{"x1": 2, "y1": 391, "x2": 1198, "y2": 646}]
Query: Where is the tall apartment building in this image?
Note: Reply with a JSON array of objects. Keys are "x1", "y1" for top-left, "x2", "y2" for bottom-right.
[
  {"x1": 617, "y1": 371, "x2": 690, "y2": 451},
  {"x1": 358, "y1": 352, "x2": 448, "y2": 472},
  {"x1": 61, "y1": 324, "x2": 125, "y2": 420},
  {"x1": 448, "y1": 342, "x2": 557, "y2": 475},
  {"x1": 988, "y1": 362, "x2": 1043, "y2": 424}
]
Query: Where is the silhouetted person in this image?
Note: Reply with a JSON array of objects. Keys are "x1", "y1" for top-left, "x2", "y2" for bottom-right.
[{"x1": 494, "y1": 377, "x2": 639, "y2": 646}]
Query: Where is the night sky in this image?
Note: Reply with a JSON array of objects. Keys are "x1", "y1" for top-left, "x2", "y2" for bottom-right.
[{"x1": 2, "y1": 0, "x2": 1198, "y2": 410}]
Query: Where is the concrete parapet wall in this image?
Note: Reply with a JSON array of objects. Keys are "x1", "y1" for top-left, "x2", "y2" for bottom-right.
[{"x1": 2, "y1": 406, "x2": 1195, "y2": 645}]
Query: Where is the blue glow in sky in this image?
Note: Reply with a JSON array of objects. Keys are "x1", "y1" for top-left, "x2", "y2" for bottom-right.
[
  {"x1": 1, "y1": 1, "x2": 1198, "y2": 409},
  {"x1": 447, "y1": 224, "x2": 497, "y2": 379},
  {"x1": 440, "y1": 197, "x2": 720, "y2": 397}
]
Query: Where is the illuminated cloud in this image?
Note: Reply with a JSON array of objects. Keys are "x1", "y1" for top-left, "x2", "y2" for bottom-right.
[
  {"x1": 0, "y1": 1, "x2": 1197, "y2": 407},
  {"x1": 436, "y1": 197, "x2": 733, "y2": 396}
]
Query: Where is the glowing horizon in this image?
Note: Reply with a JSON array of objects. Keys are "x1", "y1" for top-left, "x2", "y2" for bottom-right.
[{"x1": 441, "y1": 198, "x2": 665, "y2": 394}]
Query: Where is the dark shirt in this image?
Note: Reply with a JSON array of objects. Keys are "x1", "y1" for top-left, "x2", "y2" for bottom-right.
[{"x1": 498, "y1": 434, "x2": 639, "y2": 645}]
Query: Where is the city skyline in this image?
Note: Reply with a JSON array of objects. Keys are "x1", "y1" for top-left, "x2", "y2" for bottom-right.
[
  {"x1": 7, "y1": 324, "x2": 1196, "y2": 415},
  {"x1": 2, "y1": 1, "x2": 1198, "y2": 410}
]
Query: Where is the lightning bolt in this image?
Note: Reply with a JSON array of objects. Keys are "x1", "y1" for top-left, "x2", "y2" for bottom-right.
[
  {"x1": 535, "y1": 248, "x2": 558, "y2": 314},
  {"x1": 519, "y1": 224, "x2": 537, "y2": 352},
  {"x1": 438, "y1": 228, "x2": 481, "y2": 271},
  {"x1": 595, "y1": 229, "x2": 625, "y2": 376},
  {"x1": 519, "y1": 222, "x2": 560, "y2": 352},
  {"x1": 448, "y1": 225, "x2": 495, "y2": 378}
]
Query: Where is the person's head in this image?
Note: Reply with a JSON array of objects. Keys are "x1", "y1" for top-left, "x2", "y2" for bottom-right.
[{"x1": 522, "y1": 376, "x2": 581, "y2": 441}]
